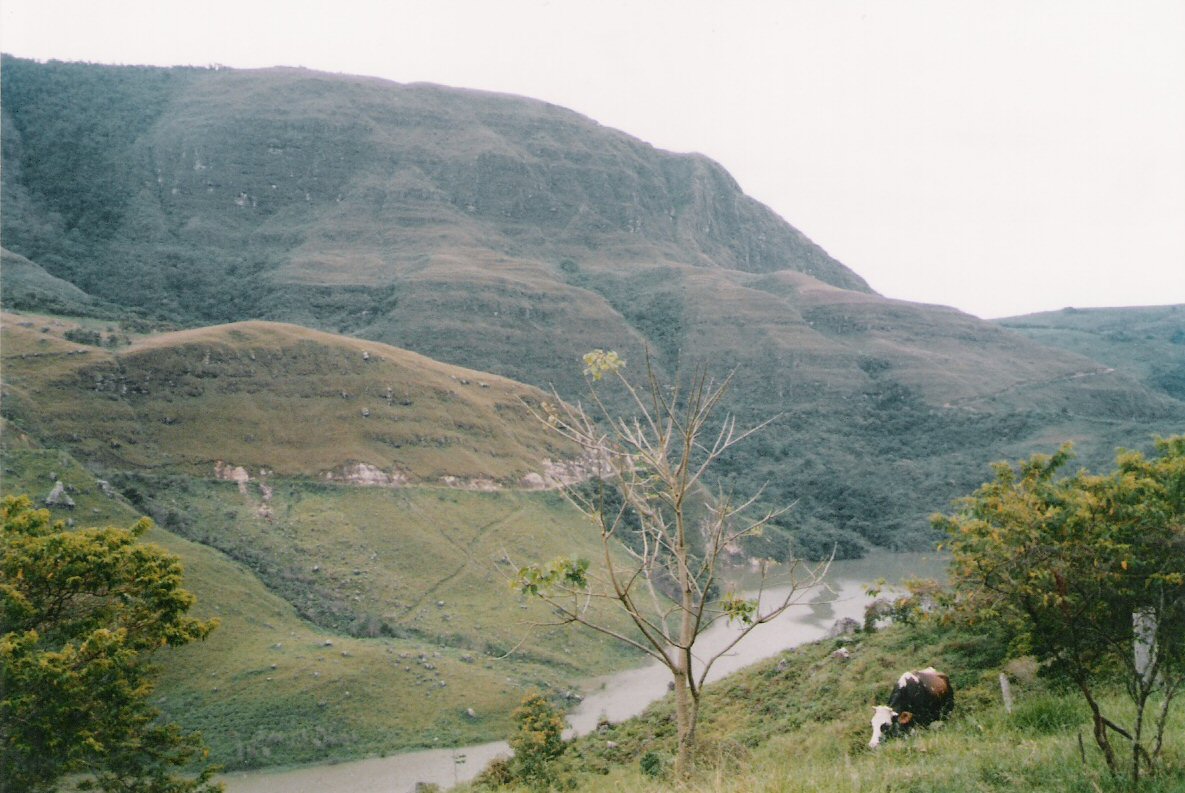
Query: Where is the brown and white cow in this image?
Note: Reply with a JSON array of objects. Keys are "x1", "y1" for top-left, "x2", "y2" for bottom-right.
[{"x1": 868, "y1": 667, "x2": 954, "y2": 748}]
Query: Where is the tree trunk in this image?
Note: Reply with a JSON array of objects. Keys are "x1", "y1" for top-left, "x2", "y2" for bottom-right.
[
  {"x1": 673, "y1": 495, "x2": 700, "y2": 778},
  {"x1": 1078, "y1": 679, "x2": 1118, "y2": 774},
  {"x1": 1153, "y1": 679, "x2": 1180, "y2": 760},
  {"x1": 672, "y1": 670, "x2": 699, "y2": 778}
]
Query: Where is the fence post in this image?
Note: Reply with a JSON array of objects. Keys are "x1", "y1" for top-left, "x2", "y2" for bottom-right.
[{"x1": 998, "y1": 672, "x2": 1013, "y2": 714}]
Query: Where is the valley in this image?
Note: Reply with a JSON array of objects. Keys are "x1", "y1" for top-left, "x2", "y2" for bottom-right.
[{"x1": 1, "y1": 55, "x2": 1183, "y2": 781}]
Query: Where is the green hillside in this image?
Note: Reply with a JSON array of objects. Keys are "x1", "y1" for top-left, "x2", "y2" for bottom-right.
[
  {"x1": 3, "y1": 55, "x2": 1184, "y2": 780},
  {"x1": 0, "y1": 246, "x2": 120, "y2": 317},
  {"x1": 0, "y1": 315, "x2": 576, "y2": 481},
  {"x1": 0, "y1": 312, "x2": 641, "y2": 768},
  {"x1": 459, "y1": 620, "x2": 1184, "y2": 792},
  {"x1": 999, "y1": 305, "x2": 1185, "y2": 402},
  {"x1": 3, "y1": 55, "x2": 1182, "y2": 557}
]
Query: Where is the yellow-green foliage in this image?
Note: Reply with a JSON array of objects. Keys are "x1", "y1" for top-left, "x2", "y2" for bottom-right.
[
  {"x1": 508, "y1": 692, "x2": 568, "y2": 790},
  {"x1": 1, "y1": 495, "x2": 221, "y2": 792}
]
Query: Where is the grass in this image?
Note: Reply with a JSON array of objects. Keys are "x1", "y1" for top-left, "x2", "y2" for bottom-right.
[
  {"x1": 457, "y1": 621, "x2": 1185, "y2": 793},
  {"x1": 0, "y1": 447, "x2": 644, "y2": 770},
  {"x1": 1, "y1": 314, "x2": 575, "y2": 481},
  {"x1": 1, "y1": 309, "x2": 645, "y2": 770},
  {"x1": 4, "y1": 304, "x2": 1183, "y2": 774}
]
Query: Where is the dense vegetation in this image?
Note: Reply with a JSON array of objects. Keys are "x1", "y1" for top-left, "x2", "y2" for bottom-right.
[
  {"x1": 1000, "y1": 305, "x2": 1185, "y2": 403},
  {"x1": 938, "y1": 439, "x2": 1185, "y2": 782}
]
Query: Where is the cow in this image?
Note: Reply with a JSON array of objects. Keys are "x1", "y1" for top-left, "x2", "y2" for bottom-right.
[{"x1": 868, "y1": 667, "x2": 954, "y2": 748}]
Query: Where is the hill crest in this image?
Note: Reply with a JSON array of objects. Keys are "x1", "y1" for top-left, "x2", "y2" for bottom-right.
[{"x1": 1, "y1": 314, "x2": 586, "y2": 487}]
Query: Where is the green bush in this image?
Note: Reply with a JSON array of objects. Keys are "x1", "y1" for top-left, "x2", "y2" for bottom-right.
[
  {"x1": 638, "y1": 751, "x2": 663, "y2": 778},
  {"x1": 508, "y1": 692, "x2": 567, "y2": 791}
]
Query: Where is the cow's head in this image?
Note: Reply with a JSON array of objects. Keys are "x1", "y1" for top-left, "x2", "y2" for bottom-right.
[{"x1": 868, "y1": 706, "x2": 913, "y2": 748}]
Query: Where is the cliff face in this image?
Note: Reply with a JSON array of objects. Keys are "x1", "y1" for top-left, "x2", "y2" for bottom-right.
[{"x1": 0, "y1": 59, "x2": 866, "y2": 300}]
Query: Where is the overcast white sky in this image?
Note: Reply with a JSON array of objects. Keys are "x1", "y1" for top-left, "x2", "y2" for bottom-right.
[{"x1": 2, "y1": 0, "x2": 1183, "y2": 318}]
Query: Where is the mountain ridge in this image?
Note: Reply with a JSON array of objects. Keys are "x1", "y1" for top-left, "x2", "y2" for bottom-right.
[{"x1": 3, "y1": 56, "x2": 1183, "y2": 557}]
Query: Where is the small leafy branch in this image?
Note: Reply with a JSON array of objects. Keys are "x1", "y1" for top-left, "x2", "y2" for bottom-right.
[{"x1": 518, "y1": 351, "x2": 828, "y2": 777}]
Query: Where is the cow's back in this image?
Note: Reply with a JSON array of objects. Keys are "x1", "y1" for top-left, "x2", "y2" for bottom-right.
[{"x1": 888, "y1": 668, "x2": 954, "y2": 726}]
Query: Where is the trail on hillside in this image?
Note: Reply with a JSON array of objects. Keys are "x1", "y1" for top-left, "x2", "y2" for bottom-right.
[{"x1": 397, "y1": 505, "x2": 527, "y2": 620}]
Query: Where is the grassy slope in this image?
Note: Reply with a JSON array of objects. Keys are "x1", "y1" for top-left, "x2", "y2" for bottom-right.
[
  {"x1": 999, "y1": 305, "x2": 1185, "y2": 403},
  {"x1": 0, "y1": 247, "x2": 120, "y2": 317},
  {"x1": 0, "y1": 312, "x2": 642, "y2": 769},
  {"x1": 462, "y1": 620, "x2": 1184, "y2": 793},
  {"x1": 0, "y1": 314, "x2": 574, "y2": 482},
  {"x1": 2, "y1": 448, "x2": 633, "y2": 768}
]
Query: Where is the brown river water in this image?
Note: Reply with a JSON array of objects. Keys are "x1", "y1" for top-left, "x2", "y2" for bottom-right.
[{"x1": 222, "y1": 552, "x2": 947, "y2": 793}]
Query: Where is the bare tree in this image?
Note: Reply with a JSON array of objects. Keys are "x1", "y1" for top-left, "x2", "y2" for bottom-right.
[{"x1": 516, "y1": 351, "x2": 827, "y2": 777}]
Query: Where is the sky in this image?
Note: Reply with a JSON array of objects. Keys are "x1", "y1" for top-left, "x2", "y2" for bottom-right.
[{"x1": 2, "y1": 0, "x2": 1183, "y2": 319}]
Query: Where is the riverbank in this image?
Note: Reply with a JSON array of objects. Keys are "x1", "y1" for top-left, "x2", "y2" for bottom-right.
[{"x1": 221, "y1": 553, "x2": 946, "y2": 792}]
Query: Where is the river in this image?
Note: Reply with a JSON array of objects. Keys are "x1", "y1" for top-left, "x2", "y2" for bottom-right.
[{"x1": 222, "y1": 551, "x2": 945, "y2": 793}]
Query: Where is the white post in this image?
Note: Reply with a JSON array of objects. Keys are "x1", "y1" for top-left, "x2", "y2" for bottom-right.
[
  {"x1": 998, "y1": 672, "x2": 1013, "y2": 714},
  {"x1": 1133, "y1": 608, "x2": 1157, "y2": 686}
]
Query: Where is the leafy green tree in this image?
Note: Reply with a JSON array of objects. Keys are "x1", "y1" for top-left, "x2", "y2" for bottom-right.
[
  {"x1": 518, "y1": 352, "x2": 826, "y2": 778},
  {"x1": 935, "y1": 438, "x2": 1185, "y2": 782},
  {"x1": 1, "y1": 495, "x2": 222, "y2": 792},
  {"x1": 507, "y1": 691, "x2": 566, "y2": 791}
]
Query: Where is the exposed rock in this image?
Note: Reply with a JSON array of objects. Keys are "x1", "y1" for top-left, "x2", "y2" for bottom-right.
[
  {"x1": 214, "y1": 461, "x2": 251, "y2": 494},
  {"x1": 533, "y1": 453, "x2": 613, "y2": 489},
  {"x1": 832, "y1": 646, "x2": 851, "y2": 661},
  {"x1": 322, "y1": 462, "x2": 409, "y2": 487},
  {"x1": 520, "y1": 472, "x2": 547, "y2": 489},
  {"x1": 439, "y1": 476, "x2": 501, "y2": 491},
  {"x1": 45, "y1": 481, "x2": 75, "y2": 508},
  {"x1": 826, "y1": 617, "x2": 861, "y2": 639},
  {"x1": 864, "y1": 598, "x2": 895, "y2": 631}
]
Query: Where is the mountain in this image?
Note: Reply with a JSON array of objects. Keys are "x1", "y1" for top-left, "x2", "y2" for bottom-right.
[
  {"x1": 998, "y1": 305, "x2": 1185, "y2": 404},
  {"x1": 3, "y1": 56, "x2": 1182, "y2": 559}
]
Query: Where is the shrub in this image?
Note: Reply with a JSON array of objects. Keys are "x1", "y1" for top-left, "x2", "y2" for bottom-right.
[
  {"x1": 508, "y1": 692, "x2": 567, "y2": 791},
  {"x1": 639, "y1": 751, "x2": 664, "y2": 778},
  {"x1": 474, "y1": 756, "x2": 513, "y2": 788}
]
